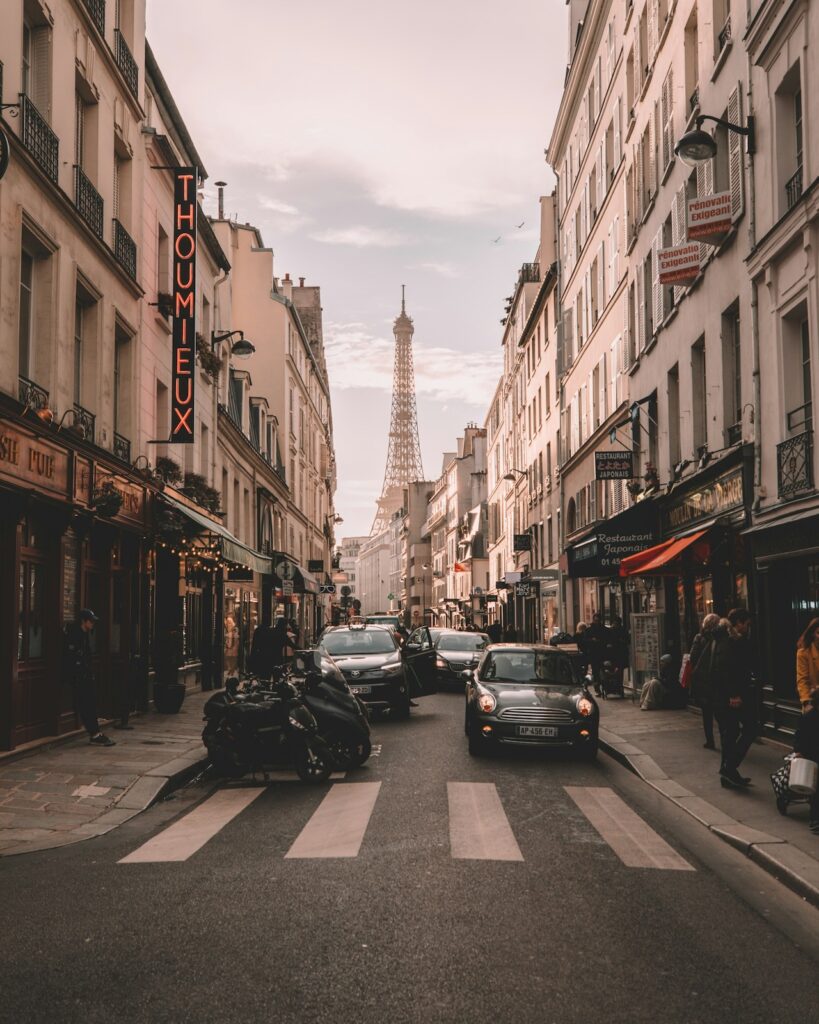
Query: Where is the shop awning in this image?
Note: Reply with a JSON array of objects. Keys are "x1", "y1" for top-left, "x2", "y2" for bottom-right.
[
  {"x1": 619, "y1": 529, "x2": 709, "y2": 577},
  {"x1": 295, "y1": 565, "x2": 319, "y2": 594},
  {"x1": 160, "y1": 493, "x2": 273, "y2": 575}
]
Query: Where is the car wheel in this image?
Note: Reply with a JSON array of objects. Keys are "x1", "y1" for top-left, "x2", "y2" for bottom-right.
[{"x1": 468, "y1": 721, "x2": 489, "y2": 757}]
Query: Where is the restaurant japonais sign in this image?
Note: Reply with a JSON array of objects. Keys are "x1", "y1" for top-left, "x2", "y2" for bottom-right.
[
  {"x1": 171, "y1": 167, "x2": 197, "y2": 444},
  {"x1": 595, "y1": 450, "x2": 633, "y2": 480}
]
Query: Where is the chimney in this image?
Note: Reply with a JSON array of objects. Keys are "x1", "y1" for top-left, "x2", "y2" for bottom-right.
[
  {"x1": 284, "y1": 273, "x2": 291, "y2": 283},
  {"x1": 215, "y1": 181, "x2": 227, "y2": 220},
  {"x1": 299, "y1": 277, "x2": 305, "y2": 287}
]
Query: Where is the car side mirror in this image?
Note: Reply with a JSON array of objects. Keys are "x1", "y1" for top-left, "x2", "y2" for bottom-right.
[
  {"x1": 405, "y1": 641, "x2": 421, "y2": 652},
  {"x1": 461, "y1": 669, "x2": 473, "y2": 682}
]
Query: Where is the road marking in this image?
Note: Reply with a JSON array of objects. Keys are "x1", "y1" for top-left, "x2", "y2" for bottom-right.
[
  {"x1": 370, "y1": 744, "x2": 382, "y2": 757},
  {"x1": 285, "y1": 782, "x2": 381, "y2": 858},
  {"x1": 565, "y1": 787, "x2": 694, "y2": 871},
  {"x1": 119, "y1": 787, "x2": 265, "y2": 863},
  {"x1": 447, "y1": 782, "x2": 523, "y2": 861},
  {"x1": 232, "y1": 771, "x2": 347, "y2": 783}
]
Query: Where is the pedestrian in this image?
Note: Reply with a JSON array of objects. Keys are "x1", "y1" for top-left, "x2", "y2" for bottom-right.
[
  {"x1": 249, "y1": 621, "x2": 281, "y2": 679},
  {"x1": 796, "y1": 617, "x2": 819, "y2": 713},
  {"x1": 63, "y1": 609, "x2": 115, "y2": 747},
  {"x1": 639, "y1": 653, "x2": 677, "y2": 709},
  {"x1": 689, "y1": 612, "x2": 722, "y2": 750},
  {"x1": 584, "y1": 613, "x2": 608, "y2": 694},
  {"x1": 487, "y1": 621, "x2": 502, "y2": 644},
  {"x1": 224, "y1": 615, "x2": 239, "y2": 676},
  {"x1": 607, "y1": 615, "x2": 629, "y2": 688},
  {"x1": 288, "y1": 618, "x2": 301, "y2": 649},
  {"x1": 503, "y1": 623, "x2": 518, "y2": 642},
  {"x1": 713, "y1": 608, "x2": 757, "y2": 789},
  {"x1": 792, "y1": 687, "x2": 819, "y2": 835}
]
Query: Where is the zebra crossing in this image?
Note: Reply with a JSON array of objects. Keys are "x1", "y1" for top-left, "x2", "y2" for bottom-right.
[{"x1": 118, "y1": 781, "x2": 694, "y2": 870}]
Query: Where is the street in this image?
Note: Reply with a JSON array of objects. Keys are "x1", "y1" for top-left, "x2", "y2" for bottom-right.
[{"x1": 2, "y1": 693, "x2": 818, "y2": 1024}]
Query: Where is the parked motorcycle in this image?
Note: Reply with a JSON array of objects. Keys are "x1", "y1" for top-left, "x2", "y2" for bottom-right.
[
  {"x1": 295, "y1": 650, "x2": 372, "y2": 770},
  {"x1": 203, "y1": 676, "x2": 335, "y2": 783}
]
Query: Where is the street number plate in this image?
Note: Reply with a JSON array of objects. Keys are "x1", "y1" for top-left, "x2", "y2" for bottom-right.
[
  {"x1": 517, "y1": 725, "x2": 558, "y2": 737},
  {"x1": 349, "y1": 685, "x2": 372, "y2": 695}
]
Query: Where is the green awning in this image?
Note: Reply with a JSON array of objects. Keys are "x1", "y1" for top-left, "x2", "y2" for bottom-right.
[{"x1": 160, "y1": 493, "x2": 272, "y2": 575}]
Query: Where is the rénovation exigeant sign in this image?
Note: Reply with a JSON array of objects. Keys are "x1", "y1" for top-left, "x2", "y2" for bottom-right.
[{"x1": 171, "y1": 167, "x2": 197, "y2": 444}]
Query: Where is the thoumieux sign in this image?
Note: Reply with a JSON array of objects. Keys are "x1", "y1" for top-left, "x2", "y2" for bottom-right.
[{"x1": 171, "y1": 168, "x2": 197, "y2": 443}]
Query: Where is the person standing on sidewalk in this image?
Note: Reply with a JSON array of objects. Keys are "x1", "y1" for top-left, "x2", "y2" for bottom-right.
[
  {"x1": 689, "y1": 613, "x2": 722, "y2": 750},
  {"x1": 63, "y1": 609, "x2": 115, "y2": 747},
  {"x1": 796, "y1": 618, "x2": 819, "y2": 713},
  {"x1": 792, "y1": 687, "x2": 819, "y2": 835},
  {"x1": 713, "y1": 608, "x2": 756, "y2": 789}
]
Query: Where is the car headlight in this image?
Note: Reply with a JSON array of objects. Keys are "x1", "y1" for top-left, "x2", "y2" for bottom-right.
[
  {"x1": 381, "y1": 661, "x2": 403, "y2": 676},
  {"x1": 477, "y1": 692, "x2": 497, "y2": 713},
  {"x1": 577, "y1": 697, "x2": 594, "y2": 717},
  {"x1": 435, "y1": 656, "x2": 448, "y2": 670}
]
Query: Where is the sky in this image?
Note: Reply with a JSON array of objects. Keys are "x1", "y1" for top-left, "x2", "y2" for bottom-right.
[{"x1": 146, "y1": 0, "x2": 568, "y2": 538}]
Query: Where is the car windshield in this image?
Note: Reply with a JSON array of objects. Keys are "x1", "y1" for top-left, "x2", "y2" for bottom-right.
[
  {"x1": 321, "y1": 630, "x2": 397, "y2": 655},
  {"x1": 437, "y1": 634, "x2": 488, "y2": 652},
  {"x1": 481, "y1": 651, "x2": 575, "y2": 685}
]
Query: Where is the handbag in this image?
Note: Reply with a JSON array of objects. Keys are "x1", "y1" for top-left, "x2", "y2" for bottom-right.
[{"x1": 679, "y1": 654, "x2": 692, "y2": 690}]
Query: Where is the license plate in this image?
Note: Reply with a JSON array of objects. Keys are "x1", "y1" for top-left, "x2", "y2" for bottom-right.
[
  {"x1": 517, "y1": 725, "x2": 558, "y2": 737},
  {"x1": 349, "y1": 685, "x2": 371, "y2": 695}
]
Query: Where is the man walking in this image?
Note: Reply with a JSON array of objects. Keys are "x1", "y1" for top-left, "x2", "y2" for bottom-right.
[
  {"x1": 713, "y1": 608, "x2": 756, "y2": 788},
  {"x1": 63, "y1": 609, "x2": 115, "y2": 747}
]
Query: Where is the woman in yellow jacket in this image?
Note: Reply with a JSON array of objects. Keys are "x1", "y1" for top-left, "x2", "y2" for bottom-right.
[{"x1": 796, "y1": 618, "x2": 819, "y2": 711}]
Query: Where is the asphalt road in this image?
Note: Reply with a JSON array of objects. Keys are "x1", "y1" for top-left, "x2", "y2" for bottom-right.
[{"x1": 2, "y1": 692, "x2": 818, "y2": 1024}]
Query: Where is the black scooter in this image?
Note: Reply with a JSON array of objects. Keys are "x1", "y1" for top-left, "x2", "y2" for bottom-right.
[
  {"x1": 295, "y1": 650, "x2": 372, "y2": 770},
  {"x1": 203, "y1": 677, "x2": 335, "y2": 783}
]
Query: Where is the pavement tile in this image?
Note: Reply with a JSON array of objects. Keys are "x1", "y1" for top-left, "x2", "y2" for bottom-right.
[
  {"x1": 0, "y1": 828, "x2": 55, "y2": 842},
  {"x1": 0, "y1": 768, "x2": 42, "y2": 782},
  {"x1": 41, "y1": 802, "x2": 100, "y2": 818},
  {"x1": 668, "y1": 795, "x2": 739, "y2": 828},
  {"x1": 96, "y1": 774, "x2": 137, "y2": 788},
  {"x1": 0, "y1": 796, "x2": 48, "y2": 810},
  {"x1": 17, "y1": 780, "x2": 84, "y2": 795},
  {"x1": 627, "y1": 753, "x2": 668, "y2": 781},
  {"x1": 651, "y1": 779, "x2": 693, "y2": 799},
  {"x1": 39, "y1": 772, "x2": 75, "y2": 783}
]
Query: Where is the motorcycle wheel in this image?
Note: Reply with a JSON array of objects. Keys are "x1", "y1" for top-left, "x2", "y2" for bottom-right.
[
  {"x1": 203, "y1": 724, "x2": 247, "y2": 779},
  {"x1": 327, "y1": 732, "x2": 372, "y2": 769},
  {"x1": 295, "y1": 745, "x2": 333, "y2": 784}
]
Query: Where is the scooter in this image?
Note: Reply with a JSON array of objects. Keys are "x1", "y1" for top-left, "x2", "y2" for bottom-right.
[
  {"x1": 294, "y1": 650, "x2": 372, "y2": 769},
  {"x1": 202, "y1": 677, "x2": 335, "y2": 783}
]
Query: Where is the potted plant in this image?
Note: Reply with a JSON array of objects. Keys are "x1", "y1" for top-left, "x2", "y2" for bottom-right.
[
  {"x1": 181, "y1": 471, "x2": 222, "y2": 514},
  {"x1": 153, "y1": 627, "x2": 186, "y2": 714},
  {"x1": 154, "y1": 456, "x2": 183, "y2": 487},
  {"x1": 196, "y1": 333, "x2": 222, "y2": 381},
  {"x1": 91, "y1": 480, "x2": 123, "y2": 518}
]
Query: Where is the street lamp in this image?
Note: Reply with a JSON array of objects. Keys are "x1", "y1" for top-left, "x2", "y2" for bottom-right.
[
  {"x1": 674, "y1": 114, "x2": 755, "y2": 167},
  {"x1": 211, "y1": 329, "x2": 256, "y2": 358},
  {"x1": 503, "y1": 468, "x2": 527, "y2": 482}
]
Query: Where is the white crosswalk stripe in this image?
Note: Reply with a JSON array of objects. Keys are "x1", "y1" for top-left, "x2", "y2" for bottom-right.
[
  {"x1": 285, "y1": 782, "x2": 382, "y2": 859},
  {"x1": 448, "y1": 782, "x2": 524, "y2": 861},
  {"x1": 119, "y1": 786, "x2": 265, "y2": 863},
  {"x1": 565, "y1": 786, "x2": 695, "y2": 871}
]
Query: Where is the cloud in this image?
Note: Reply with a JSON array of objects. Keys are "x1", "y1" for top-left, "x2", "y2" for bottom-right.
[
  {"x1": 311, "y1": 226, "x2": 411, "y2": 248},
  {"x1": 414, "y1": 261, "x2": 461, "y2": 279},
  {"x1": 258, "y1": 196, "x2": 300, "y2": 216},
  {"x1": 324, "y1": 321, "x2": 502, "y2": 406}
]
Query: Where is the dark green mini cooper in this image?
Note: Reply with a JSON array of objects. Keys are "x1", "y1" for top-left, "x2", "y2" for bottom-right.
[{"x1": 463, "y1": 644, "x2": 599, "y2": 759}]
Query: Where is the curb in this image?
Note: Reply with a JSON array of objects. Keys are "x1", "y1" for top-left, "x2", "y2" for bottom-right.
[
  {"x1": 2, "y1": 749, "x2": 209, "y2": 857},
  {"x1": 598, "y1": 728, "x2": 819, "y2": 909}
]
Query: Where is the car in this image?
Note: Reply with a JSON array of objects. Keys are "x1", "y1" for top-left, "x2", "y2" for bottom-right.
[
  {"x1": 365, "y1": 614, "x2": 403, "y2": 631},
  {"x1": 317, "y1": 623, "x2": 437, "y2": 718},
  {"x1": 463, "y1": 643, "x2": 599, "y2": 759},
  {"x1": 432, "y1": 630, "x2": 489, "y2": 689}
]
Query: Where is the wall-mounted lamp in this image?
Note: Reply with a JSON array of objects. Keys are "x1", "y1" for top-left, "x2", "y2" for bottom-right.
[
  {"x1": 675, "y1": 114, "x2": 755, "y2": 167},
  {"x1": 212, "y1": 329, "x2": 255, "y2": 358}
]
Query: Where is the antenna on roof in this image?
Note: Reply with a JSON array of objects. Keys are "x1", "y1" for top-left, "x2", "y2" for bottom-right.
[{"x1": 401, "y1": 284, "x2": 406, "y2": 314}]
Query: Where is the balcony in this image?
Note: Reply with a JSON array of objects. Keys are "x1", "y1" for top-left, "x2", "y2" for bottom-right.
[
  {"x1": 19, "y1": 94, "x2": 58, "y2": 183},
  {"x1": 519, "y1": 262, "x2": 540, "y2": 285},
  {"x1": 74, "y1": 166, "x2": 104, "y2": 238},
  {"x1": 113, "y1": 432, "x2": 131, "y2": 463},
  {"x1": 18, "y1": 375, "x2": 49, "y2": 413},
  {"x1": 778, "y1": 431, "x2": 813, "y2": 498},
  {"x1": 785, "y1": 166, "x2": 803, "y2": 211},
  {"x1": 717, "y1": 15, "x2": 731, "y2": 53},
  {"x1": 82, "y1": 0, "x2": 105, "y2": 35},
  {"x1": 114, "y1": 29, "x2": 138, "y2": 98},
  {"x1": 72, "y1": 403, "x2": 96, "y2": 442},
  {"x1": 112, "y1": 218, "x2": 137, "y2": 278}
]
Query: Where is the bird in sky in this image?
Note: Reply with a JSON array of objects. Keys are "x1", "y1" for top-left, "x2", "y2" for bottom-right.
[
  {"x1": 490, "y1": 236, "x2": 502, "y2": 244},
  {"x1": 515, "y1": 220, "x2": 526, "y2": 229}
]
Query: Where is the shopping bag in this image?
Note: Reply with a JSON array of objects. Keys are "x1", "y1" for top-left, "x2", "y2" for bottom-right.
[{"x1": 769, "y1": 756, "x2": 792, "y2": 799}]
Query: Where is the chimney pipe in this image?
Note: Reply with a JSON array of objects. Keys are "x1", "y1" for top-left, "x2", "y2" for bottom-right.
[
  {"x1": 284, "y1": 273, "x2": 291, "y2": 283},
  {"x1": 299, "y1": 277, "x2": 305, "y2": 287},
  {"x1": 215, "y1": 181, "x2": 227, "y2": 220}
]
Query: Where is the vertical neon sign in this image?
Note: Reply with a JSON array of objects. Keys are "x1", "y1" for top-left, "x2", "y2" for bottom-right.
[{"x1": 171, "y1": 167, "x2": 197, "y2": 443}]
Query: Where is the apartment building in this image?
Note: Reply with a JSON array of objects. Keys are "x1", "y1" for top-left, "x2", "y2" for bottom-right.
[
  {"x1": 338, "y1": 536, "x2": 367, "y2": 603},
  {"x1": 422, "y1": 454, "x2": 454, "y2": 619},
  {"x1": 356, "y1": 528, "x2": 391, "y2": 616}
]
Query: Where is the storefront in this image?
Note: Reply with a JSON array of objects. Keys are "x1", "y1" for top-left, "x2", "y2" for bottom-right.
[
  {"x1": 619, "y1": 448, "x2": 753, "y2": 665},
  {"x1": 0, "y1": 407, "x2": 151, "y2": 751},
  {"x1": 744, "y1": 506, "x2": 819, "y2": 737}
]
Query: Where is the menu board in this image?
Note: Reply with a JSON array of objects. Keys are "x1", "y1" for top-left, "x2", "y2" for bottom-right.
[
  {"x1": 62, "y1": 534, "x2": 78, "y2": 623},
  {"x1": 631, "y1": 613, "x2": 663, "y2": 675}
]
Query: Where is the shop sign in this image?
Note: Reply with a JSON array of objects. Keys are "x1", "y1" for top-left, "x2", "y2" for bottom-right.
[
  {"x1": 505, "y1": 572, "x2": 522, "y2": 584},
  {"x1": 663, "y1": 466, "x2": 745, "y2": 533},
  {"x1": 631, "y1": 612, "x2": 663, "y2": 675},
  {"x1": 276, "y1": 558, "x2": 297, "y2": 581},
  {"x1": 486, "y1": 594, "x2": 498, "y2": 603},
  {"x1": 657, "y1": 243, "x2": 700, "y2": 284},
  {"x1": 687, "y1": 191, "x2": 732, "y2": 245},
  {"x1": 595, "y1": 450, "x2": 633, "y2": 480},
  {"x1": 320, "y1": 583, "x2": 336, "y2": 595},
  {"x1": 227, "y1": 566, "x2": 253, "y2": 582},
  {"x1": 94, "y1": 468, "x2": 145, "y2": 524},
  {"x1": 0, "y1": 128, "x2": 10, "y2": 181},
  {"x1": 332, "y1": 571, "x2": 348, "y2": 584},
  {"x1": 0, "y1": 423, "x2": 69, "y2": 499},
  {"x1": 513, "y1": 534, "x2": 531, "y2": 552},
  {"x1": 307, "y1": 559, "x2": 324, "y2": 573},
  {"x1": 282, "y1": 580, "x2": 294, "y2": 596},
  {"x1": 569, "y1": 500, "x2": 659, "y2": 578},
  {"x1": 515, "y1": 582, "x2": 531, "y2": 597},
  {"x1": 171, "y1": 167, "x2": 197, "y2": 444}
]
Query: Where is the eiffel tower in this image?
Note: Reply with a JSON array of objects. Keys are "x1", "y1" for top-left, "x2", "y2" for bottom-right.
[{"x1": 371, "y1": 287, "x2": 425, "y2": 534}]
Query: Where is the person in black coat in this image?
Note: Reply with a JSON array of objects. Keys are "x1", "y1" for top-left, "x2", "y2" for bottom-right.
[
  {"x1": 712, "y1": 608, "x2": 757, "y2": 789},
  {"x1": 63, "y1": 609, "x2": 115, "y2": 746},
  {"x1": 793, "y1": 688, "x2": 819, "y2": 834},
  {"x1": 486, "y1": 622, "x2": 503, "y2": 644}
]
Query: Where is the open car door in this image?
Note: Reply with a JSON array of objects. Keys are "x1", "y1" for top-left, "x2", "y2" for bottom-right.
[{"x1": 403, "y1": 626, "x2": 438, "y2": 696}]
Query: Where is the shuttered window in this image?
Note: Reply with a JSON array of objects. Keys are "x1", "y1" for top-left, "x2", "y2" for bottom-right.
[
  {"x1": 661, "y1": 67, "x2": 674, "y2": 172},
  {"x1": 727, "y1": 85, "x2": 744, "y2": 219}
]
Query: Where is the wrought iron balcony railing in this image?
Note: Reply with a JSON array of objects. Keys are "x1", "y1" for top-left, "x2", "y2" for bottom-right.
[
  {"x1": 718, "y1": 15, "x2": 732, "y2": 52},
  {"x1": 785, "y1": 166, "x2": 803, "y2": 211},
  {"x1": 72, "y1": 403, "x2": 96, "y2": 442},
  {"x1": 82, "y1": 0, "x2": 105, "y2": 35},
  {"x1": 112, "y1": 218, "x2": 137, "y2": 278},
  {"x1": 519, "y1": 262, "x2": 540, "y2": 285},
  {"x1": 74, "y1": 165, "x2": 104, "y2": 238},
  {"x1": 18, "y1": 375, "x2": 50, "y2": 412},
  {"x1": 113, "y1": 432, "x2": 131, "y2": 463},
  {"x1": 114, "y1": 29, "x2": 138, "y2": 97},
  {"x1": 19, "y1": 93, "x2": 59, "y2": 183},
  {"x1": 777, "y1": 430, "x2": 813, "y2": 498},
  {"x1": 726, "y1": 422, "x2": 742, "y2": 446}
]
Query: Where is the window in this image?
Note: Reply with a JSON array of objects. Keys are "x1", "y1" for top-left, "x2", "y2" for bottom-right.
[
  {"x1": 661, "y1": 67, "x2": 674, "y2": 172},
  {"x1": 668, "y1": 364, "x2": 681, "y2": 467},
  {"x1": 783, "y1": 304, "x2": 812, "y2": 436},
  {"x1": 22, "y1": 8, "x2": 51, "y2": 120},
  {"x1": 73, "y1": 298, "x2": 84, "y2": 406},
  {"x1": 113, "y1": 323, "x2": 131, "y2": 439},
  {"x1": 684, "y1": 7, "x2": 699, "y2": 115},
  {"x1": 18, "y1": 225, "x2": 54, "y2": 386},
  {"x1": 775, "y1": 62, "x2": 804, "y2": 213},
  {"x1": 19, "y1": 251, "x2": 34, "y2": 380},
  {"x1": 691, "y1": 336, "x2": 707, "y2": 451},
  {"x1": 722, "y1": 302, "x2": 742, "y2": 444},
  {"x1": 157, "y1": 224, "x2": 169, "y2": 296},
  {"x1": 713, "y1": 0, "x2": 731, "y2": 60}
]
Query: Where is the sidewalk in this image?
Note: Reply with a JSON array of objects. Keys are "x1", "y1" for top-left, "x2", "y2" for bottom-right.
[
  {"x1": 598, "y1": 697, "x2": 819, "y2": 907},
  {"x1": 0, "y1": 692, "x2": 210, "y2": 857}
]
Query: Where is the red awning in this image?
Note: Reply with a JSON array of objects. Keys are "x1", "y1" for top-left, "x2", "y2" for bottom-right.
[{"x1": 619, "y1": 529, "x2": 710, "y2": 577}]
